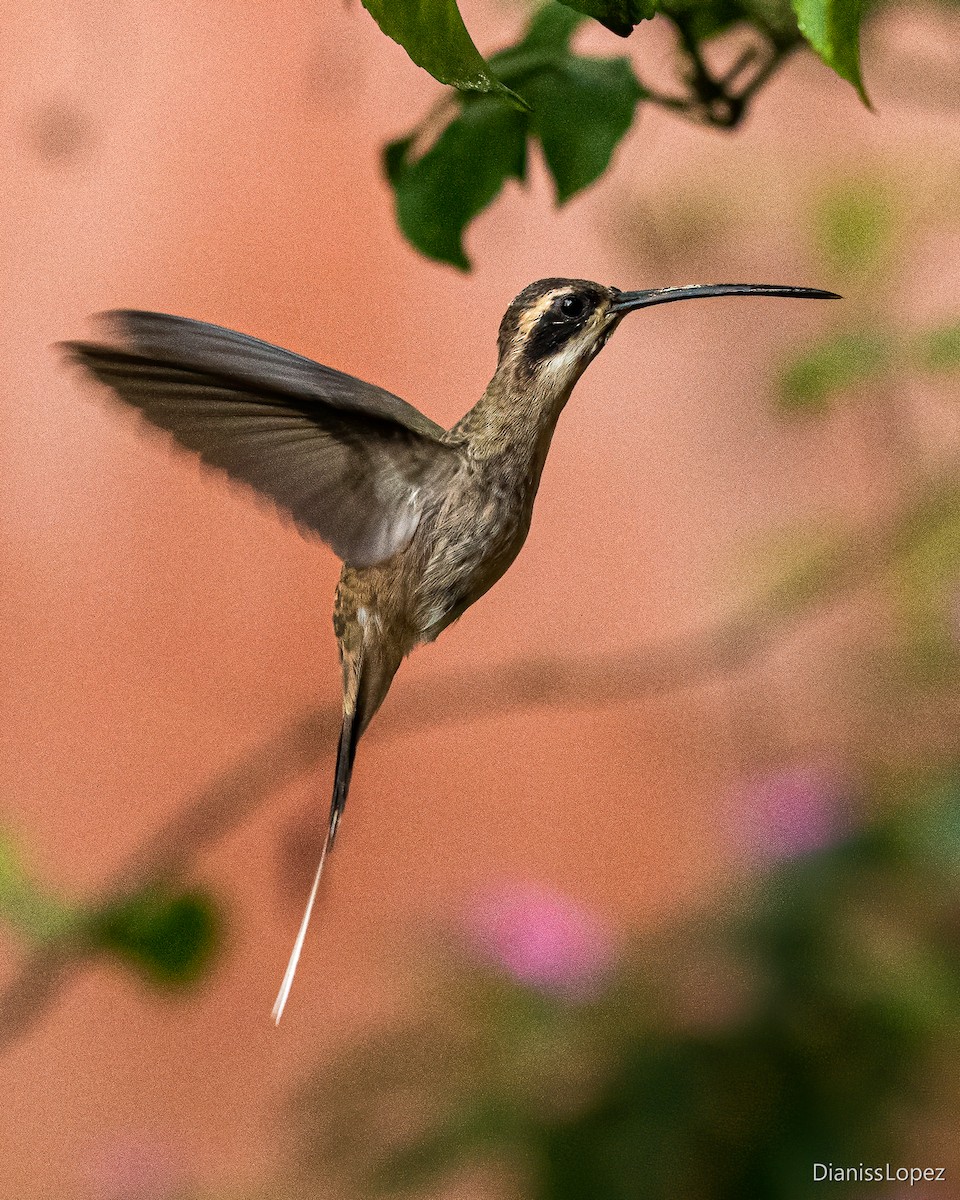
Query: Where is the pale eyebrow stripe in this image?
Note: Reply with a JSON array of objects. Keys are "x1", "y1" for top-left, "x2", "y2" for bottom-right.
[{"x1": 516, "y1": 290, "x2": 568, "y2": 338}]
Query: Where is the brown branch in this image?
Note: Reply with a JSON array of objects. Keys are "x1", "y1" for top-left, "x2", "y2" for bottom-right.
[
  {"x1": 0, "y1": 478, "x2": 950, "y2": 1050},
  {"x1": 657, "y1": 16, "x2": 800, "y2": 129}
]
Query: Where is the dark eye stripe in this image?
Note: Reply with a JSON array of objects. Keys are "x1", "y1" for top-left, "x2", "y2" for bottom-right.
[{"x1": 524, "y1": 293, "x2": 594, "y2": 363}]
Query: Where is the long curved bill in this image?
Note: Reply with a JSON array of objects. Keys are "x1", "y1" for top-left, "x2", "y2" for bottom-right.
[{"x1": 610, "y1": 283, "x2": 841, "y2": 313}]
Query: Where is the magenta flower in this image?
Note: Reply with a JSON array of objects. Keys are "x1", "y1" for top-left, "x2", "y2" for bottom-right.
[
  {"x1": 732, "y1": 763, "x2": 851, "y2": 862},
  {"x1": 461, "y1": 882, "x2": 615, "y2": 999}
]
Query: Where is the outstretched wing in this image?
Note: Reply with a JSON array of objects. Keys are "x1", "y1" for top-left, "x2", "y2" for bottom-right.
[{"x1": 63, "y1": 311, "x2": 460, "y2": 568}]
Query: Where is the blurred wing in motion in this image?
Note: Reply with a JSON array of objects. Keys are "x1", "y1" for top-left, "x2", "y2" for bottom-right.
[{"x1": 63, "y1": 311, "x2": 459, "y2": 568}]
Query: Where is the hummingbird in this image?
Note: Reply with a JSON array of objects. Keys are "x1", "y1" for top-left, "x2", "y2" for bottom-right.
[{"x1": 64, "y1": 277, "x2": 838, "y2": 1019}]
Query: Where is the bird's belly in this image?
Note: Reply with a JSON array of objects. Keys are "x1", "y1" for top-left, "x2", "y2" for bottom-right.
[{"x1": 414, "y1": 490, "x2": 531, "y2": 643}]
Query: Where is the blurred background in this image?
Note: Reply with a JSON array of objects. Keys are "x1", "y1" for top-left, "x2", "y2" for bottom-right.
[{"x1": 2, "y1": 0, "x2": 960, "y2": 1196}]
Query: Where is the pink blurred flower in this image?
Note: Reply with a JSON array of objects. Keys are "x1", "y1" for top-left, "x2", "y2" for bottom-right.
[
  {"x1": 87, "y1": 1134, "x2": 187, "y2": 1200},
  {"x1": 733, "y1": 763, "x2": 851, "y2": 862},
  {"x1": 461, "y1": 882, "x2": 615, "y2": 999}
]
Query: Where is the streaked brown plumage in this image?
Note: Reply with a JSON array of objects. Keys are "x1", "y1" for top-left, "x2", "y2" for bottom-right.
[{"x1": 63, "y1": 276, "x2": 839, "y2": 1019}]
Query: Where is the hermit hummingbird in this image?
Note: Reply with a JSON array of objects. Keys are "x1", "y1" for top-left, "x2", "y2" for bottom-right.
[{"x1": 64, "y1": 277, "x2": 839, "y2": 1019}]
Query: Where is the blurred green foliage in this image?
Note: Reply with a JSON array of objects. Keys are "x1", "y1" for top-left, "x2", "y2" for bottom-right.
[
  {"x1": 0, "y1": 833, "x2": 80, "y2": 942},
  {"x1": 293, "y1": 771, "x2": 960, "y2": 1199},
  {"x1": 887, "y1": 492, "x2": 960, "y2": 687},
  {"x1": 772, "y1": 168, "x2": 960, "y2": 681},
  {"x1": 915, "y1": 323, "x2": 960, "y2": 373},
  {"x1": 0, "y1": 831, "x2": 220, "y2": 990},
  {"x1": 740, "y1": 523, "x2": 850, "y2": 614},
  {"x1": 814, "y1": 176, "x2": 897, "y2": 279},
  {"x1": 778, "y1": 329, "x2": 893, "y2": 411},
  {"x1": 777, "y1": 175, "x2": 959, "y2": 412},
  {"x1": 89, "y1": 887, "x2": 221, "y2": 989}
]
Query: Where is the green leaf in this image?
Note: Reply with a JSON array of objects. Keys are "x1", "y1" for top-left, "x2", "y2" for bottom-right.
[
  {"x1": 555, "y1": 0, "x2": 658, "y2": 37},
  {"x1": 521, "y1": 57, "x2": 645, "y2": 204},
  {"x1": 791, "y1": 0, "x2": 869, "y2": 100},
  {"x1": 90, "y1": 886, "x2": 221, "y2": 988},
  {"x1": 777, "y1": 329, "x2": 892, "y2": 412},
  {"x1": 387, "y1": 98, "x2": 528, "y2": 270},
  {"x1": 360, "y1": 0, "x2": 527, "y2": 106},
  {"x1": 914, "y1": 324, "x2": 960, "y2": 373}
]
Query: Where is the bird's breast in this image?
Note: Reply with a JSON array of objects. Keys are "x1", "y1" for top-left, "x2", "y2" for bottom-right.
[{"x1": 413, "y1": 459, "x2": 538, "y2": 643}]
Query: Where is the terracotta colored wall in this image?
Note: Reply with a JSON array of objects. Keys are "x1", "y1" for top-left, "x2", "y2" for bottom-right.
[{"x1": 2, "y1": 2, "x2": 958, "y2": 1195}]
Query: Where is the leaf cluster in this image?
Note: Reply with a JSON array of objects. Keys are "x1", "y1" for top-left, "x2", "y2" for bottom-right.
[
  {"x1": 366, "y1": 0, "x2": 873, "y2": 265},
  {"x1": 364, "y1": 0, "x2": 867, "y2": 95},
  {"x1": 385, "y1": 7, "x2": 645, "y2": 268}
]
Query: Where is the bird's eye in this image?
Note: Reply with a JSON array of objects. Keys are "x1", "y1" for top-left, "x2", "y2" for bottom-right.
[{"x1": 559, "y1": 294, "x2": 587, "y2": 320}]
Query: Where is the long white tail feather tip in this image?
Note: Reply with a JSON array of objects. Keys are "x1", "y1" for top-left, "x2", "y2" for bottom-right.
[{"x1": 271, "y1": 831, "x2": 330, "y2": 1025}]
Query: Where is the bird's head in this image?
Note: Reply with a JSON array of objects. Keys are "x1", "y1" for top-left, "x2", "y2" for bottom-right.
[{"x1": 496, "y1": 276, "x2": 840, "y2": 397}]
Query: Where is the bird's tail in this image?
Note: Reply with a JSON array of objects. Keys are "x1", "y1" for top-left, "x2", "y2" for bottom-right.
[
  {"x1": 271, "y1": 707, "x2": 359, "y2": 1026},
  {"x1": 329, "y1": 704, "x2": 359, "y2": 848},
  {"x1": 272, "y1": 644, "x2": 401, "y2": 1024},
  {"x1": 271, "y1": 816, "x2": 332, "y2": 1025}
]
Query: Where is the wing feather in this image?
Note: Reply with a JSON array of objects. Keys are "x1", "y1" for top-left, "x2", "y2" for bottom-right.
[
  {"x1": 104, "y1": 310, "x2": 446, "y2": 438},
  {"x1": 63, "y1": 315, "x2": 459, "y2": 568}
]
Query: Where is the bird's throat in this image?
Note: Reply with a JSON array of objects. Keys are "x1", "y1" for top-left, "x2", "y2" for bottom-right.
[{"x1": 452, "y1": 361, "x2": 577, "y2": 473}]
